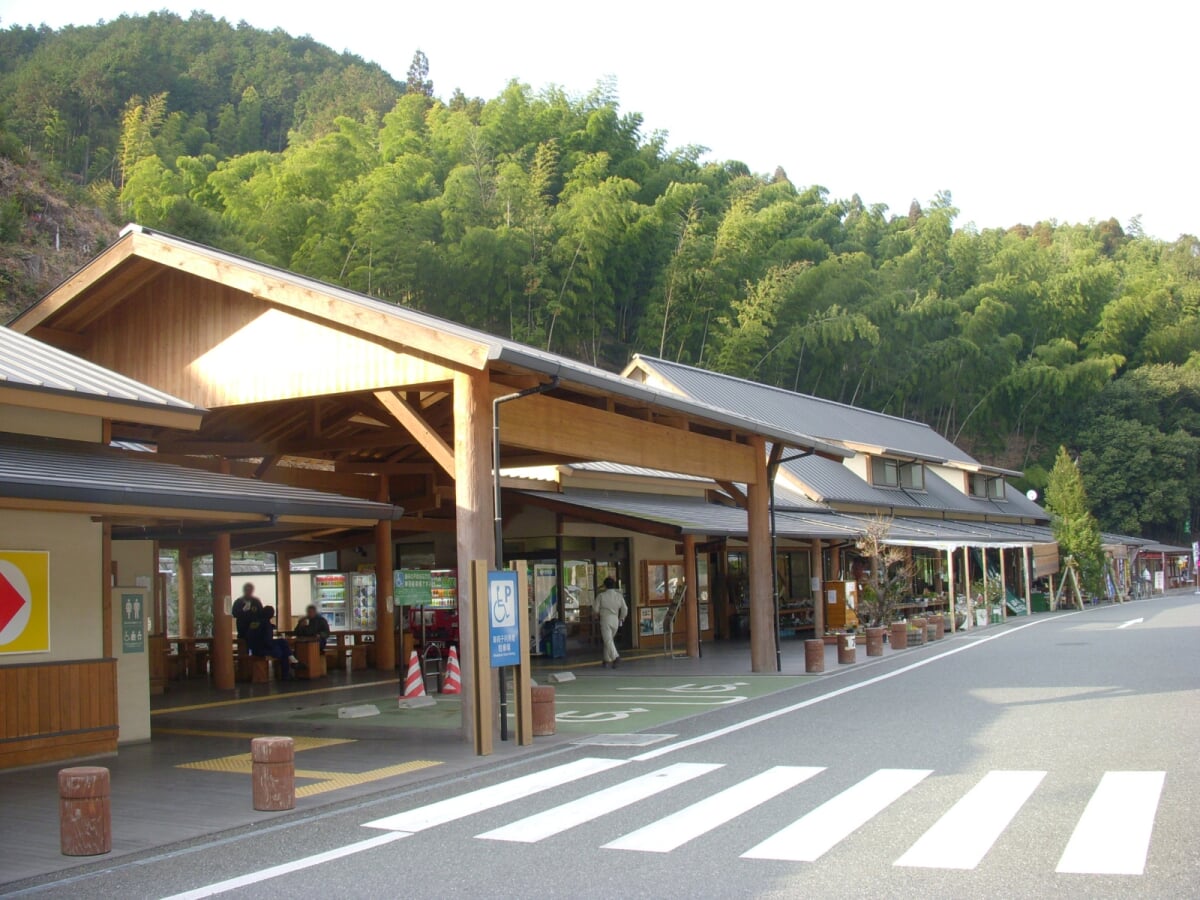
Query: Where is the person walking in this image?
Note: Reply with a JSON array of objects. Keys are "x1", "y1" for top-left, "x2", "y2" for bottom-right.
[{"x1": 595, "y1": 577, "x2": 627, "y2": 668}]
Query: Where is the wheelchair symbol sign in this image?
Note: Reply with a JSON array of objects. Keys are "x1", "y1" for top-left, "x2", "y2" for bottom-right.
[{"x1": 487, "y1": 571, "x2": 520, "y2": 667}]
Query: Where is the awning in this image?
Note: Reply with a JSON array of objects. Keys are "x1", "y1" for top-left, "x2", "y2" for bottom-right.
[{"x1": 0, "y1": 433, "x2": 403, "y2": 526}]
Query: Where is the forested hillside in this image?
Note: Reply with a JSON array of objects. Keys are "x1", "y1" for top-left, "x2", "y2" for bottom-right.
[{"x1": 1, "y1": 13, "x2": 1197, "y2": 543}]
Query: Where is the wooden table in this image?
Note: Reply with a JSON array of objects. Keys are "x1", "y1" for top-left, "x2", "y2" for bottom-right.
[
  {"x1": 292, "y1": 637, "x2": 326, "y2": 679},
  {"x1": 166, "y1": 638, "x2": 212, "y2": 679}
]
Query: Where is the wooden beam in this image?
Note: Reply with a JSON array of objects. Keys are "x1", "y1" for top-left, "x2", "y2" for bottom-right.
[
  {"x1": 518, "y1": 493, "x2": 680, "y2": 540},
  {"x1": 27, "y1": 325, "x2": 91, "y2": 352},
  {"x1": 0, "y1": 386, "x2": 204, "y2": 431},
  {"x1": 715, "y1": 481, "x2": 748, "y2": 508},
  {"x1": 393, "y1": 517, "x2": 457, "y2": 533},
  {"x1": 335, "y1": 460, "x2": 438, "y2": 476},
  {"x1": 374, "y1": 478, "x2": 396, "y2": 672},
  {"x1": 10, "y1": 237, "x2": 137, "y2": 331},
  {"x1": 683, "y1": 534, "x2": 700, "y2": 658},
  {"x1": 500, "y1": 393, "x2": 759, "y2": 484},
  {"x1": 374, "y1": 390, "x2": 455, "y2": 476},
  {"x1": 253, "y1": 456, "x2": 279, "y2": 479},
  {"x1": 128, "y1": 232, "x2": 491, "y2": 370},
  {"x1": 177, "y1": 548, "x2": 194, "y2": 639}
]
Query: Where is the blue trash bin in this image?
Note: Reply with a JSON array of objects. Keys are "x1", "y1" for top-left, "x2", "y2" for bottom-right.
[{"x1": 550, "y1": 621, "x2": 568, "y2": 659}]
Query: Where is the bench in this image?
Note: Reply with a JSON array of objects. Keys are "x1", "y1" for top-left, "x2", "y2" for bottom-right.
[
  {"x1": 250, "y1": 656, "x2": 274, "y2": 683},
  {"x1": 294, "y1": 638, "x2": 326, "y2": 680}
]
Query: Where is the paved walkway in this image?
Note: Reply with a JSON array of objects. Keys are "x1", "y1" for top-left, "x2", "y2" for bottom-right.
[{"x1": 0, "y1": 611, "x2": 1072, "y2": 889}]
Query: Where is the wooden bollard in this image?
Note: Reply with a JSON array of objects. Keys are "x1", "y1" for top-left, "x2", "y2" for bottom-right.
[
  {"x1": 532, "y1": 685, "x2": 556, "y2": 736},
  {"x1": 837, "y1": 633, "x2": 857, "y2": 665},
  {"x1": 251, "y1": 736, "x2": 295, "y2": 811},
  {"x1": 890, "y1": 621, "x2": 908, "y2": 650},
  {"x1": 804, "y1": 638, "x2": 824, "y2": 673},
  {"x1": 59, "y1": 766, "x2": 111, "y2": 856},
  {"x1": 865, "y1": 626, "x2": 885, "y2": 657}
]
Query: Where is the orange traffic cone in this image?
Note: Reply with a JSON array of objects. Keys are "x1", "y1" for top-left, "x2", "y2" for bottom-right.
[
  {"x1": 398, "y1": 651, "x2": 435, "y2": 708},
  {"x1": 441, "y1": 645, "x2": 462, "y2": 695}
]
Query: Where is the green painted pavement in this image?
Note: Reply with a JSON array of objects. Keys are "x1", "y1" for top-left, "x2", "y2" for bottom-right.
[{"x1": 276, "y1": 673, "x2": 812, "y2": 734}]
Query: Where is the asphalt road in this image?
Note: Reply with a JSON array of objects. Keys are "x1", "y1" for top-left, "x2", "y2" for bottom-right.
[{"x1": 10, "y1": 595, "x2": 1198, "y2": 899}]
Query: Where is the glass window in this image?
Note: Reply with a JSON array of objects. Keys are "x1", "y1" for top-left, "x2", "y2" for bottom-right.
[
  {"x1": 872, "y1": 457, "x2": 899, "y2": 487},
  {"x1": 988, "y1": 477, "x2": 1006, "y2": 499},
  {"x1": 900, "y1": 462, "x2": 925, "y2": 490},
  {"x1": 969, "y1": 473, "x2": 988, "y2": 497}
]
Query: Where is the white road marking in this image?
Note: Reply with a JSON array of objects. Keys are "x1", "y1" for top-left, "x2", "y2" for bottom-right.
[
  {"x1": 1056, "y1": 771, "x2": 1165, "y2": 875},
  {"x1": 161, "y1": 833, "x2": 406, "y2": 899},
  {"x1": 742, "y1": 768, "x2": 932, "y2": 862},
  {"x1": 476, "y1": 763, "x2": 721, "y2": 843},
  {"x1": 1117, "y1": 618, "x2": 1144, "y2": 629},
  {"x1": 361, "y1": 757, "x2": 625, "y2": 833},
  {"x1": 895, "y1": 770, "x2": 1046, "y2": 869},
  {"x1": 603, "y1": 765, "x2": 825, "y2": 853},
  {"x1": 632, "y1": 615, "x2": 1068, "y2": 763}
]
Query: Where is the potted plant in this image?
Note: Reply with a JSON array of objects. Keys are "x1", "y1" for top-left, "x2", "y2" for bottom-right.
[{"x1": 854, "y1": 516, "x2": 913, "y2": 638}]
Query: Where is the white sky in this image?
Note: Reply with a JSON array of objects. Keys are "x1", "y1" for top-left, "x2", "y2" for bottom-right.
[{"x1": 2, "y1": 0, "x2": 1196, "y2": 240}]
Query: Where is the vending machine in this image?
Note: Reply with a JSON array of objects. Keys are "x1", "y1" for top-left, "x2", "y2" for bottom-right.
[
  {"x1": 313, "y1": 573, "x2": 347, "y2": 630},
  {"x1": 349, "y1": 572, "x2": 377, "y2": 631}
]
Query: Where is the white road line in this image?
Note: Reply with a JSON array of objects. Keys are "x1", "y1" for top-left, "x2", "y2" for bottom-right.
[
  {"x1": 361, "y1": 757, "x2": 625, "y2": 833},
  {"x1": 476, "y1": 762, "x2": 722, "y2": 843},
  {"x1": 161, "y1": 833, "x2": 406, "y2": 899},
  {"x1": 632, "y1": 615, "x2": 1067, "y2": 763},
  {"x1": 1056, "y1": 771, "x2": 1165, "y2": 875},
  {"x1": 603, "y1": 765, "x2": 825, "y2": 853},
  {"x1": 742, "y1": 768, "x2": 932, "y2": 862},
  {"x1": 1118, "y1": 618, "x2": 1144, "y2": 629},
  {"x1": 895, "y1": 770, "x2": 1046, "y2": 869}
]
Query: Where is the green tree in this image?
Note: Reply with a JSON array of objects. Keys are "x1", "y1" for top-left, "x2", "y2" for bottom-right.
[{"x1": 1045, "y1": 446, "x2": 1105, "y2": 594}]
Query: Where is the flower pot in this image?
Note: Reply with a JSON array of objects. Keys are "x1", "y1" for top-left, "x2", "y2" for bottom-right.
[
  {"x1": 929, "y1": 615, "x2": 945, "y2": 640},
  {"x1": 889, "y1": 621, "x2": 908, "y2": 650}
]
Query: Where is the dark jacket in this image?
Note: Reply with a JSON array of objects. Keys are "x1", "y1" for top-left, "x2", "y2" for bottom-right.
[
  {"x1": 295, "y1": 614, "x2": 331, "y2": 642},
  {"x1": 232, "y1": 596, "x2": 263, "y2": 639},
  {"x1": 245, "y1": 610, "x2": 273, "y2": 656}
]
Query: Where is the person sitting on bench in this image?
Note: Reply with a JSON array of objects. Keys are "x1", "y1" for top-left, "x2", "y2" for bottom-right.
[
  {"x1": 246, "y1": 606, "x2": 297, "y2": 679},
  {"x1": 294, "y1": 604, "x2": 331, "y2": 650}
]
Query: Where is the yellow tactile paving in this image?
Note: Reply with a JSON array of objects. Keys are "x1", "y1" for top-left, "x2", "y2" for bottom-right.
[
  {"x1": 294, "y1": 760, "x2": 442, "y2": 797},
  {"x1": 151, "y1": 679, "x2": 396, "y2": 715},
  {"x1": 156, "y1": 728, "x2": 354, "y2": 749},
  {"x1": 174, "y1": 734, "x2": 441, "y2": 797}
]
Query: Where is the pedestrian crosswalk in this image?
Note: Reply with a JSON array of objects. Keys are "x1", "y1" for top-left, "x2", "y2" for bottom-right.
[{"x1": 362, "y1": 758, "x2": 1166, "y2": 876}]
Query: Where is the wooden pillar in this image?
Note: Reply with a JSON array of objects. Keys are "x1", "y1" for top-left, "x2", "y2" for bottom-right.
[
  {"x1": 177, "y1": 549, "x2": 194, "y2": 638},
  {"x1": 275, "y1": 552, "x2": 292, "y2": 630},
  {"x1": 946, "y1": 547, "x2": 956, "y2": 633},
  {"x1": 683, "y1": 534, "x2": 700, "y2": 658},
  {"x1": 374, "y1": 505, "x2": 396, "y2": 672},
  {"x1": 963, "y1": 546, "x2": 973, "y2": 630},
  {"x1": 101, "y1": 524, "x2": 113, "y2": 658},
  {"x1": 829, "y1": 544, "x2": 841, "y2": 581},
  {"x1": 1023, "y1": 545, "x2": 1033, "y2": 616},
  {"x1": 999, "y1": 548, "x2": 1008, "y2": 621},
  {"x1": 981, "y1": 547, "x2": 989, "y2": 624},
  {"x1": 212, "y1": 531, "x2": 234, "y2": 690},
  {"x1": 811, "y1": 539, "x2": 825, "y2": 636},
  {"x1": 455, "y1": 369, "x2": 496, "y2": 744},
  {"x1": 746, "y1": 435, "x2": 773, "y2": 673}
]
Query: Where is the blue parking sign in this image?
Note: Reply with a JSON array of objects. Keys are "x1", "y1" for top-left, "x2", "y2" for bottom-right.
[{"x1": 487, "y1": 571, "x2": 521, "y2": 667}]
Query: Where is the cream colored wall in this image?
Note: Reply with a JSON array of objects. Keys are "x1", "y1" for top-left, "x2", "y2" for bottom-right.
[
  {"x1": 842, "y1": 452, "x2": 870, "y2": 481},
  {"x1": 0, "y1": 403, "x2": 102, "y2": 442},
  {"x1": 111, "y1": 540, "x2": 155, "y2": 744},
  {"x1": 0, "y1": 511, "x2": 102, "y2": 664}
]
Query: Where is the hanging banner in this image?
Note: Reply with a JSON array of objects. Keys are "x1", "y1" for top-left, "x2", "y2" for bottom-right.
[{"x1": 0, "y1": 550, "x2": 50, "y2": 654}]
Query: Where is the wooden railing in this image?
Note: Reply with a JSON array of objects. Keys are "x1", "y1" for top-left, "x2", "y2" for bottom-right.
[{"x1": 0, "y1": 658, "x2": 118, "y2": 768}]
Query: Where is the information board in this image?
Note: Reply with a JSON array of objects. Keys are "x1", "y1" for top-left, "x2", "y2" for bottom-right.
[
  {"x1": 487, "y1": 570, "x2": 520, "y2": 667},
  {"x1": 120, "y1": 591, "x2": 145, "y2": 653},
  {"x1": 393, "y1": 569, "x2": 433, "y2": 607}
]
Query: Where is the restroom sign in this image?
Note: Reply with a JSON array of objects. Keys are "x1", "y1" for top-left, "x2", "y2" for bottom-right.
[{"x1": 0, "y1": 551, "x2": 50, "y2": 654}]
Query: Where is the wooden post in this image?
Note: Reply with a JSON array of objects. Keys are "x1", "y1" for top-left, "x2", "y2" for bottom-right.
[
  {"x1": 946, "y1": 547, "x2": 956, "y2": 633},
  {"x1": 746, "y1": 435, "x2": 773, "y2": 672},
  {"x1": 1000, "y1": 548, "x2": 1008, "y2": 621},
  {"x1": 177, "y1": 549, "x2": 194, "y2": 638},
  {"x1": 1023, "y1": 545, "x2": 1033, "y2": 615},
  {"x1": 100, "y1": 524, "x2": 113, "y2": 658},
  {"x1": 275, "y1": 552, "x2": 292, "y2": 630},
  {"x1": 515, "y1": 574, "x2": 533, "y2": 745},
  {"x1": 374, "y1": 478, "x2": 396, "y2": 672},
  {"x1": 962, "y1": 546, "x2": 973, "y2": 630},
  {"x1": 981, "y1": 547, "x2": 989, "y2": 625},
  {"x1": 456, "y1": 370, "x2": 496, "y2": 746},
  {"x1": 811, "y1": 539, "x2": 825, "y2": 636},
  {"x1": 212, "y1": 531, "x2": 234, "y2": 691},
  {"x1": 683, "y1": 534, "x2": 700, "y2": 658}
]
